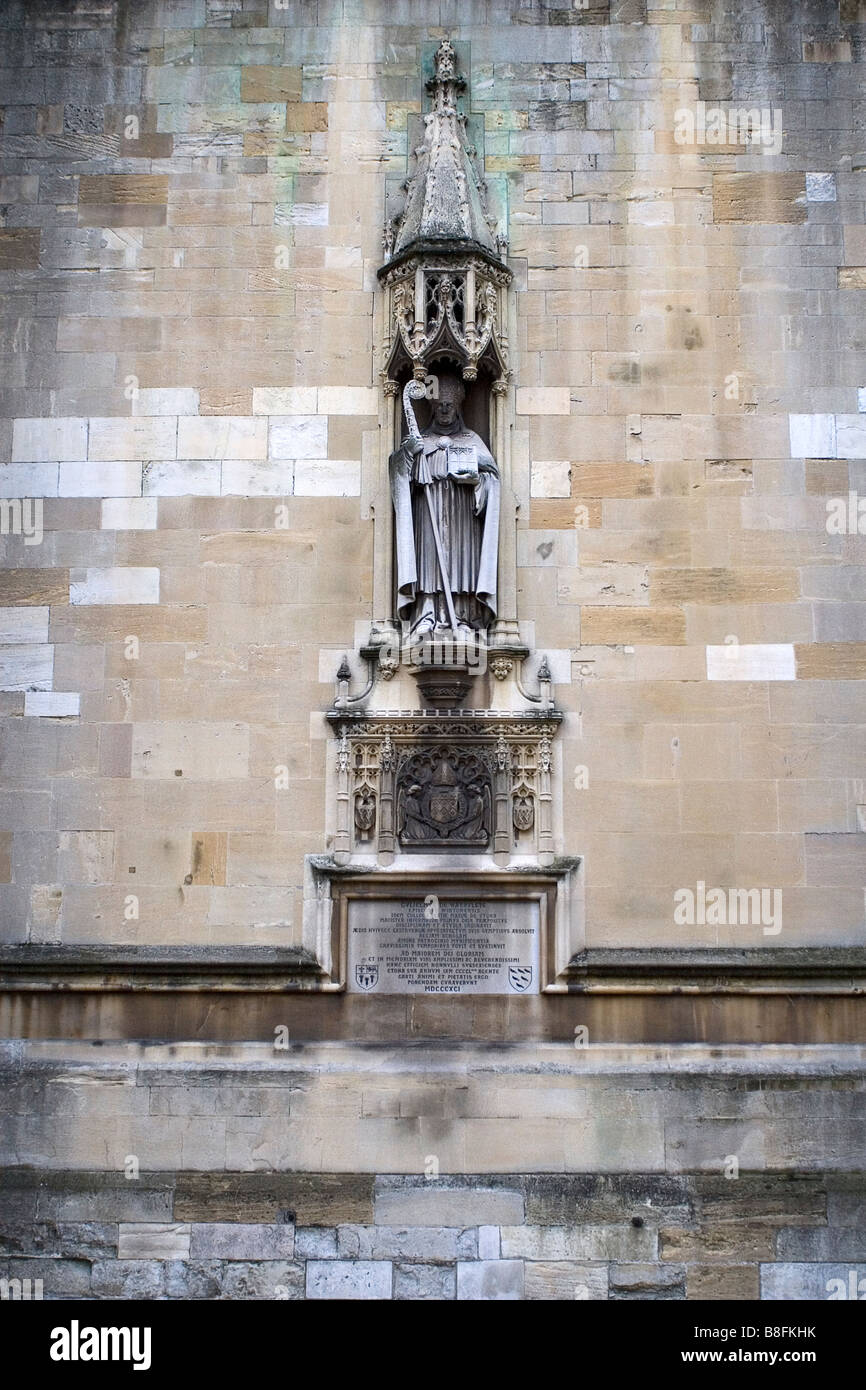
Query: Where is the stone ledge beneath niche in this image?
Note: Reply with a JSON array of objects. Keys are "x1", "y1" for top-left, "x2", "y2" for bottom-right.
[
  {"x1": 0, "y1": 944, "x2": 325, "y2": 993},
  {"x1": 563, "y1": 947, "x2": 866, "y2": 995},
  {"x1": 4, "y1": 942, "x2": 863, "y2": 998}
]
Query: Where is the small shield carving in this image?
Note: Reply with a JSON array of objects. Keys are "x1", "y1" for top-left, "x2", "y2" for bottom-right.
[
  {"x1": 508, "y1": 965, "x2": 533, "y2": 993},
  {"x1": 354, "y1": 789, "x2": 376, "y2": 833},
  {"x1": 429, "y1": 787, "x2": 460, "y2": 824}
]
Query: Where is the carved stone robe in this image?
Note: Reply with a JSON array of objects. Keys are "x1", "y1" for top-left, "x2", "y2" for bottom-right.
[{"x1": 390, "y1": 418, "x2": 500, "y2": 630}]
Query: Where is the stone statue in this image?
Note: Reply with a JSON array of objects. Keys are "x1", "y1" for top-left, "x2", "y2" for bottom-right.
[{"x1": 390, "y1": 372, "x2": 499, "y2": 637}]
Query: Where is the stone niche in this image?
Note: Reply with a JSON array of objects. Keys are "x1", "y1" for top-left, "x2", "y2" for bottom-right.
[
  {"x1": 313, "y1": 38, "x2": 578, "y2": 998},
  {"x1": 365, "y1": 36, "x2": 531, "y2": 694}
]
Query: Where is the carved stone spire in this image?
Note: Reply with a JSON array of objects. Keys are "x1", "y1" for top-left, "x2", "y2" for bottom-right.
[
  {"x1": 378, "y1": 39, "x2": 511, "y2": 388},
  {"x1": 384, "y1": 38, "x2": 504, "y2": 270}
]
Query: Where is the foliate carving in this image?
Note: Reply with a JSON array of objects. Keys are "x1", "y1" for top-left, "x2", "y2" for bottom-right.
[
  {"x1": 489, "y1": 656, "x2": 513, "y2": 680},
  {"x1": 337, "y1": 729, "x2": 349, "y2": 773},
  {"x1": 495, "y1": 732, "x2": 509, "y2": 773},
  {"x1": 335, "y1": 717, "x2": 560, "y2": 741},
  {"x1": 381, "y1": 732, "x2": 395, "y2": 771},
  {"x1": 539, "y1": 735, "x2": 552, "y2": 774},
  {"x1": 378, "y1": 654, "x2": 399, "y2": 681},
  {"x1": 396, "y1": 747, "x2": 492, "y2": 848},
  {"x1": 434, "y1": 35, "x2": 457, "y2": 81}
]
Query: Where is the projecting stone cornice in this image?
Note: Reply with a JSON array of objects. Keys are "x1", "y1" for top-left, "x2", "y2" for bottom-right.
[
  {"x1": 0, "y1": 945, "x2": 324, "y2": 992},
  {"x1": 1, "y1": 944, "x2": 865, "y2": 996},
  {"x1": 562, "y1": 947, "x2": 866, "y2": 995}
]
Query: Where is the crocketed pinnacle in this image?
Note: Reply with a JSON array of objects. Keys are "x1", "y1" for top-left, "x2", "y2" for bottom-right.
[{"x1": 389, "y1": 38, "x2": 502, "y2": 264}]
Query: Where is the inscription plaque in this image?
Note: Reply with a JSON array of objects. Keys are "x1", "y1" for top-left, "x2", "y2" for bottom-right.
[{"x1": 346, "y1": 896, "x2": 540, "y2": 995}]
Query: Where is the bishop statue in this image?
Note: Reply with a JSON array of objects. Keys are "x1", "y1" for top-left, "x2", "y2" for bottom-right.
[{"x1": 390, "y1": 371, "x2": 500, "y2": 638}]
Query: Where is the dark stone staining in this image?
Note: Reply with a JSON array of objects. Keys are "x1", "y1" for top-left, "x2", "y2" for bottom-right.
[
  {"x1": 524, "y1": 1174, "x2": 695, "y2": 1226},
  {"x1": 173, "y1": 1173, "x2": 375, "y2": 1227},
  {"x1": 529, "y1": 101, "x2": 587, "y2": 130},
  {"x1": 608, "y1": 359, "x2": 641, "y2": 383},
  {"x1": 63, "y1": 104, "x2": 103, "y2": 133},
  {"x1": 0, "y1": 228, "x2": 40, "y2": 270}
]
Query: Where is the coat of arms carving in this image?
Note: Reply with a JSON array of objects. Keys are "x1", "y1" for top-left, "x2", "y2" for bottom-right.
[{"x1": 396, "y1": 748, "x2": 491, "y2": 848}]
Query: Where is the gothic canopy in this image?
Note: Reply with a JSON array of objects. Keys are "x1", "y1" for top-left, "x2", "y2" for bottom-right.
[{"x1": 379, "y1": 38, "x2": 512, "y2": 387}]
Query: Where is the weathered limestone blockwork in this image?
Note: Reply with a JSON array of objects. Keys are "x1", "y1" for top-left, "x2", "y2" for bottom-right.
[
  {"x1": 0, "y1": 0, "x2": 865, "y2": 1302},
  {"x1": 1, "y1": 1043, "x2": 865, "y2": 1301}
]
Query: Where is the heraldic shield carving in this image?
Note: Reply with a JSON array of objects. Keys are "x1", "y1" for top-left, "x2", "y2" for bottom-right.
[{"x1": 396, "y1": 747, "x2": 492, "y2": 849}]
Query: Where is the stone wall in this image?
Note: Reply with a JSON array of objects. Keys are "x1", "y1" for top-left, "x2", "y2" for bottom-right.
[
  {"x1": 5, "y1": 1169, "x2": 866, "y2": 1301},
  {"x1": 0, "y1": 0, "x2": 864, "y2": 956},
  {"x1": 2, "y1": 0, "x2": 866, "y2": 1305},
  {"x1": 2, "y1": 1042, "x2": 866, "y2": 1301}
]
